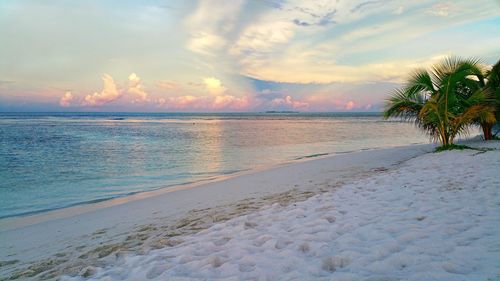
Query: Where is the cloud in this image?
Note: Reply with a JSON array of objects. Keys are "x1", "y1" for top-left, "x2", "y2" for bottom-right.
[
  {"x1": 428, "y1": 3, "x2": 451, "y2": 17},
  {"x1": 187, "y1": 32, "x2": 227, "y2": 56},
  {"x1": 293, "y1": 19, "x2": 311, "y2": 27},
  {"x1": 226, "y1": 1, "x2": 499, "y2": 85},
  {"x1": 350, "y1": 1, "x2": 383, "y2": 13},
  {"x1": 82, "y1": 74, "x2": 121, "y2": 106},
  {"x1": 294, "y1": 14, "x2": 336, "y2": 27},
  {"x1": 179, "y1": 0, "x2": 498, "y2": 95},
  {"x1": 158, "y1": 95, "x2": 200, "y2": 109},
  {"x1": 298, "y1": 95, "x2": 348, "y2": 111},
  {"x1": 261, "y1": 86, "x2": 385, "y2": 112},
  {"x1": 345, "y1": 101, "x2": 355, "y2": 110},
  {"x1": 155, "y1": 76, "x2": 249, "y2": 110},
  {"x1": 79, "y1": 73, "x2": 150, "y2": 106},
  {"x1": 317, "y1": 10, "x2": 337, "y2": 26},
  {"x1": 4, "y1": 0, "x2": 498, "y2": 112},
  {"x1": 185, "y1": 0, "x2": 245, "y2": 55},
  {"x1": 59, "y1": 91, "x2": 74, "y2": 107},
  {"x1": 212, "y1": 95, "x2": 249, "y2": 110},
  {"x1": 128, "y1": 73, "x2": 149, "y2": 102},
  {"x1": 252, "y1": 81, "x2": 386, "y2": 111},
  {"x1": 270, "y1": 95, "x2": 309, "y2": 110},
  {"x1": 241, "y1": 44, "x2": 459, "y2": 84},
  {"x1": 66, "y1": 73, "x2": 253, "y2": 110},
  {"x1": 156, "y1": 81, "x2": 180, "y2": 90},
  {"x1": 157, "y1": 94, "x2": 250, "y2": 111},
  {"x1": 259, "y1": 88, "x2": 285, "y2": 99},
  {"x1": 203, "y1": 77, "x2": 226, "y2": 95},
  {"x1": 231, "y1": 21, "x2": 295, "y2": 56}
]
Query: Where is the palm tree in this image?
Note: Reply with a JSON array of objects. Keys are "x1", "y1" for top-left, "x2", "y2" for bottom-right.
[
  {"x1": 384, "y1": 57, "x2": 496, "y2": 147},
  {"x1": 482, "y1": 59, "x2": 500, "y2": 139},
  {"x1": 487, "y1": 59, "x2": 500, "y2": 104}
]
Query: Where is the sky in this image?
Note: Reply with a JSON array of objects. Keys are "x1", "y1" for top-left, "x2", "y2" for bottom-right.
[{"x1": 0, "y1": 0, "x2": 499, "y2": 112}]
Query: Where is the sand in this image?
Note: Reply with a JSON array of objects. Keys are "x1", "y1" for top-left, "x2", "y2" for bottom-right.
[{"x1": 2, "y1": 142, "x2": 499, "y2": 280}]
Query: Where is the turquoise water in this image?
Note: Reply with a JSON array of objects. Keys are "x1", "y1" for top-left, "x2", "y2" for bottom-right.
[{"x1": 0, "y1": 112, "x2": 429, "y2": 218}]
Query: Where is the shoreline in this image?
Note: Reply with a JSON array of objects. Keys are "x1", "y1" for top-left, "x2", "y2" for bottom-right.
[
  {"x1": 68, "y1": 140, "x2": 498, "y2": 280},
  {"x1": 0, "y1": 143, "x2": 435, "y2": 279},
  {"x1": 0, "y1": 142, "x2": 429, "y2": 230}
]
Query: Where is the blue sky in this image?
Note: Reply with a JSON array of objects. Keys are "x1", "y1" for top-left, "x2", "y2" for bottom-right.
[{"x1": 0, "y1": 0, "x2": 499, "y2": 112}]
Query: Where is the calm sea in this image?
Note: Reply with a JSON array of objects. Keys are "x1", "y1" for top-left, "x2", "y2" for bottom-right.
[{"x1": 0, "y1": 112, "x2": 429, "y2": 219}]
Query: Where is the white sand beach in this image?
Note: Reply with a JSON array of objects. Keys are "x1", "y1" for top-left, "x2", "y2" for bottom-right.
[
  {"x1": 2, "y1": 1, "x2": 499, "y2": 280},
  {"x1": 1, "y1": 141, "x2": 499, "y2": 280}
]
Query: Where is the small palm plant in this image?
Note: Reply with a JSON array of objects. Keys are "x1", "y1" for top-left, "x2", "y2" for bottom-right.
[{"x1": 384, "y1": 57, "x2": 496, "y2": 148}]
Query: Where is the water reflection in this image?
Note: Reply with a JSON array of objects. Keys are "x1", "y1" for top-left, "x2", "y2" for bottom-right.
[
  {"x1": 190, "y1": 121, "x2": 224, "y2": 175},
  {"x1": 0, "y1": 113, "x2": 433, "y2": 218}
]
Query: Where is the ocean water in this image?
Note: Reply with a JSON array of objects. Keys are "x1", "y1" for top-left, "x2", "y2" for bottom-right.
[{"x1": 0, "y1": 112, "x2": 429, "y2": 219}]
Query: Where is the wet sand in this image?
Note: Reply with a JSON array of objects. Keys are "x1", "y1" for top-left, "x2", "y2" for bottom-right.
[{"x1": 0, "y1": 144, "x2": 434, "y2": 280}]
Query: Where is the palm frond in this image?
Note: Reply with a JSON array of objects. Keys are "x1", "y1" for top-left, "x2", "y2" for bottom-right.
[
  {"x1": 405, "y1": 69, "x2": 435, "y2": 96},
  {"x1": 384, "y1": 55, "x2": 497, "y2": 146},
  {"x1": 383, "y1": 88, "x2": 424, "y2": 120}
]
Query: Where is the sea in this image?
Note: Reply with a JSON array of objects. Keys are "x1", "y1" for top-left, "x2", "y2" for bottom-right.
[{"x1": 0, "y1": 112, "x2": 430, "y2": 219}]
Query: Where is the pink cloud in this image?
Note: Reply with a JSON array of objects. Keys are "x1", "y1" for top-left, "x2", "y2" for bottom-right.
[
  {"x1": 270, "y1": 95, "x2": 309, "y2": 109},
  {"x1": 303, "y1": 96, "x2": 345, "y2": 109},
  {"x1": 59, "y1": 91, "x2": 74, "y2": 107},
  {"x1": 157, "y1": 94, "x2": 251, "y2": 111},
  {"x1": 298, "y1": 96, "x2": 372, "y2": 111},
  {"x1": 345, "y1": 101, "x2": 355, "y2": 110},
  {"x1": 212, "y1": 95, "x2": 249, "y2": 110},
  {"x1": 158, "y1": 95, "x2": 200, "y2": 109},
  {"x1": 82, "y1": 74, "x2": 121, "y2": 106}
]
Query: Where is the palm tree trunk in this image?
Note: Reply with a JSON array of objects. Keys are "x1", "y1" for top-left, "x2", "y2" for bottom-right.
[
  {"x1": 439, "y1": 128, "x2": 448, "y2": 147},
  {"x1": 482, "y1": 123, "x2": 493, "y2": 140}
]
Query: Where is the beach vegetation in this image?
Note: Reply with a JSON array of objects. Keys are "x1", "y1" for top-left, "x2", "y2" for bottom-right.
[
  {"x1": 434, "y1": 144, "x2": 471, "y2": 152},
  {"x1": 483, "y1": 59, "x2": 500, "y2": 139},
  {"x1": 384, "y1": 56, "x2": 497, "y2": 147}
]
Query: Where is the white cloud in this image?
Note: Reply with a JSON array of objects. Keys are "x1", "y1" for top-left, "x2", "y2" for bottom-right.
[
  {"x1": 242, "y1": 54, "x2": 453, "y2": 84},
  {"x1": 59, "y1": 91, "x2": 73, "y2": 107},
  {"x1": 270, "y1": 95, "x2": 309, "y2": 110},
  {"x1": 427, "y1": 2, "x2": 451, "y2": 17},
  {"x1": 226, "y1": 0, "x2": 500, "y2": 84},
  {"x1": 128, "y1": 73, "x2": 149, "y2": 103},
  {"x1": 203, "y1": 77, "x2": 226, "y2": 95},
  {"x1": 82, "y1": 74, "x2": 121, "y2": 106},
  {"x1": 185, "y1": 0, "x2": 245, "y2": 55},
  {"x1": 188, "y1": 32, "x2": 227, "y2": 56},
  {"x1": 231, "y1": 21, "x2": 295, "y2": 56}
]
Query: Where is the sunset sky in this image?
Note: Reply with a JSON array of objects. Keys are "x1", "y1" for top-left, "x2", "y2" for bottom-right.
[{"x1": 0, "y1": 0, "x2": 499, "y2": 112}]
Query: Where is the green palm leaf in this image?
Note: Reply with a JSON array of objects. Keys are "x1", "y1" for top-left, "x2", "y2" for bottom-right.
[{"x1": 384, "y1": 56, "x2": 497, "y2": 146}]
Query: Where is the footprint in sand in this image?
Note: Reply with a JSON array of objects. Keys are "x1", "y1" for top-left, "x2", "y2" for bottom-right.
[
  {"x1": 239, "y1": 263, "x2": 255, "y2": 272},
  {"x1": 213, "y1": 237, "x2": 231, "y2": 246},
  {"x1": 244, "y1": 221, "x2": 258, "y2": 229}
]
